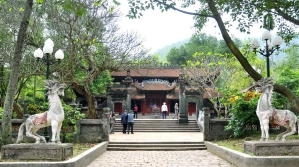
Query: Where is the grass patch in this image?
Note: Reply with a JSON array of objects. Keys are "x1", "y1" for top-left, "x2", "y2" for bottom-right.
[
  {"x1": 0, "y1": 143, "x2": 97, "y2": 162},
  {"x1": 213, "y1": 132, "x2": 299, "y2": 153},
  {"x1": 72, "y1": 143, "x2": 97, "y2": 157}
]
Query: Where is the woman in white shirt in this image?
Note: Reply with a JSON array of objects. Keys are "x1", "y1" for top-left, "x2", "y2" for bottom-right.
[{"x1": 161, "y1": 102, "x2": 168, "y2": 119}]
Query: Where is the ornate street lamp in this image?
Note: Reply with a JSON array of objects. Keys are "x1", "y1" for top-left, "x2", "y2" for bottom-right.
[
  {"x1": 33, "y1": 38, "x2": 64, "y2": 140},
  {"x1": 34, "y1": 38, "x2": 64, "y2": 78},
  {"x1": 251, "y1": 30, "x2": 283, "y2": 77},
  {"x1": 34, "y1": 38, "x2": 64, "y2": 99}
]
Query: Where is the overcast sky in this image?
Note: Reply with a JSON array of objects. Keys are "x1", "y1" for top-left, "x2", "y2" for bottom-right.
[{"x1": 117, "y1": 1, "x2": 274, "y2": 53}]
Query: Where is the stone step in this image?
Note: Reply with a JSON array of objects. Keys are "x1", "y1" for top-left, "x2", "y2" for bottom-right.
[
  {"x1": 116, "y1": 118, "x2": 196, "y2": 120},
  {"x1": 107, "y1": 142, "x2": 206, "y2": 151},
  {"x1": 107, "y1": 147, "x2": 206, "y2": 151},
  {"x1": 114, "y1": 120, "x2": 197, "y2": 124},
  {"x1": 114, "y1": 125, "x2": 198, "y2": 127},
  {"x1": 109, "y1": 144, "x2": 204, "y2": 147},
  {"x1": 115, "y1": 130, "x2": 199, "y2": 132},
  {"x1": 114, "y1": 128, "x2": 199, "y2": 130},
  {"x1": 117, "y1": 127, "x2": 199, "y2": 129},
  {"x1": 115, "y1": 125, "x2": 198, "y2": 127},
  {"x1": 109, "y1": 142, "x2": 204, "y2": 144},
  {"x1": 116, "y1": 121, "x2": 197, "y2": 125},
  {"x1": 112, "y1": 119, "x2": 200, "y2": 132}
]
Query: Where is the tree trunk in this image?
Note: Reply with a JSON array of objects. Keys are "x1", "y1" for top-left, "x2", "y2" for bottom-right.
[
  {"x1": 207, "y1": 0, "x2": 299, "y2": 114},
  {"x1": 1, "y1": 0, "x2": 33, "y2": 146},
  {"x1": 85, "y1": 93, "x2": 96, "y2": 119},
  {"x1": 72, "y1": 83, "x2": 96, "y2": 119}
]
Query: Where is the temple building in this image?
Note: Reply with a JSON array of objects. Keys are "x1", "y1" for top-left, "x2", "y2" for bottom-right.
[
  {"x1": 76, "y1": 66, "x2": 219, "y2": 121},
  {"x1": 82, "y1": 66, "x2": 218, "y2": 122}
]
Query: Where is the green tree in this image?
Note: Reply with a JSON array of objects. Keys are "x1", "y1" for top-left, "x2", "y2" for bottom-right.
[
  {"x1": 166, "y1": 33, "x2": 240, "y2": 66},
  {"x1": 166, "y1": 46, "x2": 188, "y2": 66},
  {"x1": 273, "y1": 46, "x2": 299, "y2": 110},
  {"x1": 40, "y1": 0, "x2": 152, "y2": 118},
  {"x1": 1, "y1": 0, "x2": 34, "y2": 146},
  {"x1": 182, "y1": 50, "x2": 240, "y2": 117},
  {"x1": 218, "y1": 1, "x2": 299, "y2": 42},
  {"x1": 126, "y1": 0, "x2": 299, "y2": 114}
]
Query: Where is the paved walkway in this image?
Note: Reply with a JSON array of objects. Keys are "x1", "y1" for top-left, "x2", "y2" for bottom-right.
[{"x1": 87, "y1": 132, "x2": 236, "y2": 167}]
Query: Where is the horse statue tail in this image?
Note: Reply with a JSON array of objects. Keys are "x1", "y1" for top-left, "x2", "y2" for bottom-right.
[{"x1": 15, "y1": 122, "x2": 25, "y2": 144}]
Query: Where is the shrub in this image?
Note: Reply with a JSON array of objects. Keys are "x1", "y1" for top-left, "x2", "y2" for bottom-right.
[
  {"x1": 60, "y1": 103, "x2": 85, "y2": 143},
  {"x1": 26, "y1": 104, "x2": 42, "y2": 115},
  {"x1": 225, "y1": 92, "x2": 260, "y2": 138}
]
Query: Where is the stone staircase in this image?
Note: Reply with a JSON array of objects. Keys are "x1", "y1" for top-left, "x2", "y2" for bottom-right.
[
  {"x1": 107, "y1": 141, "x2": 206, "y2": 151},
  {"x1": 114, "y1": 119, "x2": 200, "y2": 132},
  {"x1": 109, "y1": 118, "x2": 205, "y2": 151}
]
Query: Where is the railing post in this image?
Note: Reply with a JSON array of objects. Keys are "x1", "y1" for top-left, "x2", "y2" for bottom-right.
[
  {"x1": 102, "y1": 107, "x2": 110, "y2": 141},
  {"x1": 203, "y1": 107, "x2": 210, "y2": 141}
]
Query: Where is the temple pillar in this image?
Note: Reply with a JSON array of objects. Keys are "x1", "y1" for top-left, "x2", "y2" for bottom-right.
[
  {"x1": 126, "y1": 88, "x2": 132, "y2": 111},
  {"x1": 142, "y1": 99, "x2": 146, "y2": 115},
  {"x1": 179, "y1": 72, "x2": 188, "y2": 123},
  {"x1": 123, "y1": 69, "x2": 133, "y2": 112},
  {"x1": 106, "y1": 86, "x2": 113, "y2": 112}
]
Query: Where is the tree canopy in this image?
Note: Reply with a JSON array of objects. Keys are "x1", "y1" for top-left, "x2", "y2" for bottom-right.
[
  {"x1": 166, "y1": 33, "x2": 240, "y2": 66},
  {"x1": 0, "y1": 0, "x2": 154, "y2": 145},
  {"x1": 127, "y1": 0, "x2": 299, "y2": 114}
]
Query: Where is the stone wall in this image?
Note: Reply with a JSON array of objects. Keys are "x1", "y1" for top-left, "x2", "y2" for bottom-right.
[
  {"x1": 0, "y1": 107, "x2": 110, "y2": 143},
  {"x1": 202, "y1": 107, "x2": 233, "y2": 141},
  {"x1": 200, "y1": 107, "x2": 286, "y2": 141},
  {"x1": 76, "y1": 107, "x2": 110, "y2": 143}
]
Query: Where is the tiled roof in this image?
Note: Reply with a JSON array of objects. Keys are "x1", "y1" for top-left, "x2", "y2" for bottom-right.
[
  {"x1": 166, "y1": 88, "x2": 179, "y2": 99},
  {"x1": 131, "y1": 88, "x2": 145, "y2": 99},
  {"x1": 111, "y1": 68, "x2": 181, "y2": 77},
  {"x1": 110, "y1": 84, "x2": 126, "y2": 91}
]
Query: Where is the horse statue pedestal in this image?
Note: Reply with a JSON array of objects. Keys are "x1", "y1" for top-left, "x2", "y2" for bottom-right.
[
  {"x1": 1, "y1": 143, "x2": 73, "y2": 161},
  {"x1": 244, "y1": 141, "x2": 299, "y2": 156}
]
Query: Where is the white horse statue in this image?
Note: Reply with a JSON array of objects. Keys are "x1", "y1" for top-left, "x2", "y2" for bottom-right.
[
  {"x1": 16, "y1": 80, "x2": 66, "y2": 144},
  {"x1": 255, "y1": 77, "x2": 299, "y2": 141},
  {"x1": 197, "y1": 110, "x2": 204, "y2": 132}
]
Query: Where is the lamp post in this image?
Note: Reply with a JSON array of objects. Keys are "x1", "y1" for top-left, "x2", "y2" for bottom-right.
[
  {"x1": 34, "y1": 38, "x2": 64, "y2": 100},
  {"x1": 33, "y1": 38, "x2": 64, "y2": 140},
  {"x1": 251, "y1": 30, "x2": 283, "y2": 77}
]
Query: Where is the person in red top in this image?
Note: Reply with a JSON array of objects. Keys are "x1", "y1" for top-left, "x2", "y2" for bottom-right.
[{"x1": 133, "y1": 104, "x2": 138, "y2": 119}]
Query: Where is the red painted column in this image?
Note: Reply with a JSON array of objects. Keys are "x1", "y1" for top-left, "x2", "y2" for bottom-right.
[{"x1": 142, "y1": 99, "x2": 146, "y2": 116}]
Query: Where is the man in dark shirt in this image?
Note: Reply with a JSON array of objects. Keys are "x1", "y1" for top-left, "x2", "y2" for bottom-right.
[{"x1": 121, "y1": 110, "x2": 128, "y2": 134}]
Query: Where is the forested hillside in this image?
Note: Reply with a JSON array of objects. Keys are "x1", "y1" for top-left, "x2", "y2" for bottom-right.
[
  {"x1": 154, "y1": 35, "x2": 290, "y2": 64},
  {"x1": 153, "y1": 38, "x2": 189, "y2": 62}
]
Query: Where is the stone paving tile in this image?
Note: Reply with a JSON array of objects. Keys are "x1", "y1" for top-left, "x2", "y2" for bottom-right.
[
  {"x1": 87, "y1": 132, "x2": 235, "y2": 167},
  {"x1": 108, "y1": 132, "x2": 203, "y2": 142},
  {"x1": 87, "y1": 151, "x2": 236, "y2": 167}
]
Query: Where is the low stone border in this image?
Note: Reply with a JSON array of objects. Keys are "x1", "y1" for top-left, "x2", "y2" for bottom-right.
[
  {"x1": 0, "y1": 142, "x2": 108, "y2": 167},
  {"x1": 205, "y1": 141, "x2": 299, "y2": 167}
]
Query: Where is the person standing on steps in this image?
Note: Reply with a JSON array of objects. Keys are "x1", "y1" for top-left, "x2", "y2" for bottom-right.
[
  {"x1": 108, "y1": 112, "x2": 112, "y2": 129},
  {"x1": 133, "y1": 104, "x2": 138, "y2": 119},
  {"x1": 161, "y1": 102, "x2": 168, "y2": 119},
  {"x1": 121, "y1": 110, "x2": 128, "y2": 134},
  {"x1": 173, "y1": 103, "x2": 179, "y2": 119},
  {"x1": 127, "y1": 110, "x2": 134, "y2": 134},
  {"x1": 109, "y1": 113, "x2": 116, "y2": 134}
]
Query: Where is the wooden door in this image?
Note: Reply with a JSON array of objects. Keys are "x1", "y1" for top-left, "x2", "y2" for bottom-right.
[
  {"x1": 114, "y1": 102, "x2": 122, "y2": 115},
  {"x1": 188, "y1": 102, "x2": 196, "y2": 116}
]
